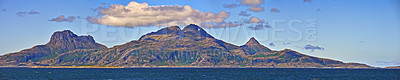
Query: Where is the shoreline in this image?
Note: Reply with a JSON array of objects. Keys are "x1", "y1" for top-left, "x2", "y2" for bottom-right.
[{"x1": 0, "y1": 66, "x2": 390, "y2": 69}]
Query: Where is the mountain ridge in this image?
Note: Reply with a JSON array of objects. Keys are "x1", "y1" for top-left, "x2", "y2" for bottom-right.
[{"x1": 0, "y1": 24, "x2": 371, "y2": 68}]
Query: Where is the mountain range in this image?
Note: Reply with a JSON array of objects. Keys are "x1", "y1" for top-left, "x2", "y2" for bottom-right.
[{"x1": 0, "y1": 24, "x2": 371, "y2": 68}]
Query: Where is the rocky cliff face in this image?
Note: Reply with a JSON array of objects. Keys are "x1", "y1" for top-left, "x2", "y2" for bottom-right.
[{"x1": 0, "y1": 24, "x2": 371, "y2": 68}]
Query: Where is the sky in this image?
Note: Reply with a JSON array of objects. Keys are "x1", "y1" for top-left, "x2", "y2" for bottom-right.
[{"x1": 0, "y1": 0, "x2": 399, "y2": 67}]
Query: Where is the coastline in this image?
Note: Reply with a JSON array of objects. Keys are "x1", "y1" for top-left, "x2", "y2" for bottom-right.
[
  {"x1": 0, "y1": 66, "x2": 387, "y2": 69},
  {"x1": 29, "y1": 66, "x2": 124, "y2": 68}
]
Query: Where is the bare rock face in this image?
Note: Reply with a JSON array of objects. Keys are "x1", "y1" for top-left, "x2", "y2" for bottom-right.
[{"x1": 0, "y1": 25, "x2": 372, "y2": 68}]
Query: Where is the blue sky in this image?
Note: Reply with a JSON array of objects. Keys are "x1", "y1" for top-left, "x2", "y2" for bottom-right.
[{"x1": 0, "y1": 0, "x2": 399, "y2": 67}]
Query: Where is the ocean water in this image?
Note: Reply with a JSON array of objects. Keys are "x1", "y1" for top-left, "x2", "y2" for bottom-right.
[{"x1": 0, "y1": 68, "x2": 399, "y2": 80}]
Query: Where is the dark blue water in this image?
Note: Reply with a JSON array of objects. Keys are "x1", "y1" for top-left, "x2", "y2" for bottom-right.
[{"x1": 0, "y1": 68, "x2": 399, "y2": 80}]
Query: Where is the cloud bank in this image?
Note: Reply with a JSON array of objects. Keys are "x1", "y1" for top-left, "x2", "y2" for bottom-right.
[{"x1": 88, "y1": 1, "x2": 229, "y2": 27}]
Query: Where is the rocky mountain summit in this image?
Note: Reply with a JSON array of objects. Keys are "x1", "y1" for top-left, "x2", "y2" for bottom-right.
[
  {"x1": 0, "y1": 30, "x2": 106, "y2": 66},
  {"x1": 0, "y1": 24, "x2": 371, "y2": 68}
]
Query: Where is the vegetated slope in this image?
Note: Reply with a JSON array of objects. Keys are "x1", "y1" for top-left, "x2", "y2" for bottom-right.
[{"x1": 0, "y1": 24, "x2": 371, "y2": 68}]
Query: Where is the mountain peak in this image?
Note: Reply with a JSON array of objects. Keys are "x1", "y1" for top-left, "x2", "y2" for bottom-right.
[
  {"x1": 241, "y1": 37, "x2": 272, "y2": 55},
  {"x1": 166, "y1": 26, "x2": 181, "y2": 30},
  {"x1": 50, "y1": 30, "x2": 77, "y2": 40},
  {"x1": 183, "y1": 24, "x2": 201, "y2": 31},
  {"x1": 138, "y1": 26, "x2": 184, "y2": 41},
  {"x1": 245, "y1": 37, "x2": 260, "y2": 45},
  {"x1": 183, "y1": 24, "x2": 214, "y2": 38},
  {"x1": 46, "y1": 30, "x2": 106, "y2": 52}
]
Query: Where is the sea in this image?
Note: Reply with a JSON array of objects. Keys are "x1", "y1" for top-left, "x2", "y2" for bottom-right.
[{"x1": 0, "y1": 68, "x2": 399, "y2": 80}]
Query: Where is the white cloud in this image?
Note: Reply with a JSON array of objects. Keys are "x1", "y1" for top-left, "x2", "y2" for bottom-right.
[
  {"x1": 241, "y1": 0, "x2": 264, "y2": 6},
  {"x1": 16, "y1": 11, "x2": 40, "y2": 16},
  {"x1": 248, "y1": 17, "x2": 264, "y2": 23},
  {"x1": 28, "y1": 11, "x2": 40, "y2": 15},
  {"x1": 249, "y1": 6, "x2": 264, "y2": 12},
  {"x1": 304, "y1": 44, "x2": 324, "y2": 52},
  {"x1": 303, "y1": 0, "x2": 312, "y2": 3},
  {"x1": 1, "y1": 9, "x2": 6, "y2": 12},
  {"x1": 49, "y1": 15, "x2": 76, "y2": 22},
  {"x1": 271, "y1": 8, "x2": 280, "y2": 12},
  {"x1": 241, "y1": 0, "x2": 265, "y2": 12},
  {"x1": 248, "y1": 23, "x2": 270, "y2": 30},
  {"x1": 223, "y1": 4, "x2": 240, "y2": 9},
  {"x1": 88, "y1": 1, "x2": 229, "y2": 27}
]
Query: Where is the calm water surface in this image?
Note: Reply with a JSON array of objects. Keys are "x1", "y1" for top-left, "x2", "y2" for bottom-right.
[{"x1": 0, "y1": 68, "x2": 399, "y2": 80}]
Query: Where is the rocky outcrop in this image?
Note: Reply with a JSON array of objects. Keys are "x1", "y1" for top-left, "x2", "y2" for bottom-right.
[{"x1": 46, "y1": 30, "x2": 106, "y2": 52}]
